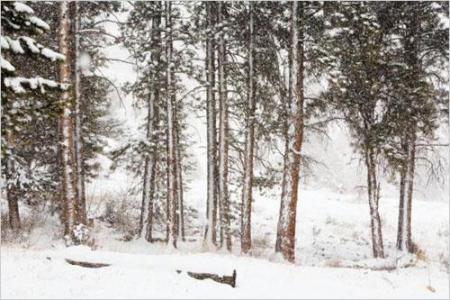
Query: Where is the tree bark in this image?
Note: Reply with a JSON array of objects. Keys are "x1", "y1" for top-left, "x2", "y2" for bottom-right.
[
  {"x1": 72, "y1": 1, "x2": 87, "y2": 226},
  {"x1": 175, "y1": 123, "x2": 185, "y2": 241},
  {"x1": 165, "y1": 1, "x2": 178, "y2": 248},
  {"x1": 140, "y1": 3, "x2": 162, "y2": 242},
  {"x1": 275, "y1": 29, "x2": 293, "y2": 253},
  {"x1": 204, "y1": 1, "x2": 218, "y2": 249},
  {"x1": 405, "y1": 129, "x2": 417, "y2": 253},
  {"x1": 217, "y1": 1, "x2": 232, "y2": 251},
  {"x1": 396, "y1": 157, "x2": 407, "y2": 250},
  {"x1": 241, "y1": 2, "x2": 256, "y2": 254},
  {"x1": 365, "y1": 146, "x2": 384, "y2": 258},
  {"x1": 59, "y1": 1, "x2": 77, "y2": 242},
  {"x1": 275, "y1": 1, "x2": 305, "y2": 263},
  {"x1": 5, "y1": 130, "x2": 21, "y2": 231}
]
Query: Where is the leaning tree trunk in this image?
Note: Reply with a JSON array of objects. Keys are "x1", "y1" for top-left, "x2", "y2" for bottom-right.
[
  {"x1": 365, "y1": 146, "x2": 384, "y2": 258},
  {"x1": 217, "y1": 1, "x2": 232, "y2": 251},
  {"x1": 204, "y1": 1, "x2": 218, "y2": 249},
  {"x1": 275, "y1": 1, "x2": 305, "y2": 263},
  {"x1": 165, "y1": 1, "x2": 178, "y2": 248},
  {"x1": 72, "y1": 1, "x2": 86, "y2": 226},
  {"x1": 241, "y1": 2, "x2": 256, "y2": 254},
  {"x1": 59, "y1": 1, "x2": 77, "y2": 242}
]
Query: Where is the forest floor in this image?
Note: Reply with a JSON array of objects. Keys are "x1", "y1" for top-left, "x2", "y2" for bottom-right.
[{"x1": 1, "y1": 184, "x2": 449, "y2": 299}]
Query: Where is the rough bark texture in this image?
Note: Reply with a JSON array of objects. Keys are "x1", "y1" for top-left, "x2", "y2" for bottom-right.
[
  {"x1": 275, "y1": 1, "x2": 305, "y2": 263},
  {"x1": 59, "y1": 1, "x2": 77, "y2": 242},
  {"x1": 405, "y1": 129, "x2": 417, "y2": 253},
  {"x1": 71, "y1": 1, "x2": 87, "y2": 226},
  {"x1": 365, "y1": 146, "x2": 384, "y2": 258},
  {"x1": 165, "y1": 1, "x2": 178, "y2": 248},
  {"x1": 204, "y1": 1, "x2": 218, "y2": 248},
  {"x1": 241, "y1": 2, "x2": 256, "y2": 254},
  {"x1": 217, "y1": 1, "x2": 232, "y2": 251},
  {"x1": 6, "y1": 132, "x2": 21, "y2": 231},
  {"x1": 140, "y1": 3, "x2": 162, "y2": 242},
  {"x1": 275, "y1": 32, "x2": 293, "y2": 253}
]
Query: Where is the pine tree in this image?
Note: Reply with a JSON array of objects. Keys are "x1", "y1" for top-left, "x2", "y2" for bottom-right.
[
  {"x1": 324, "y1": 2, "x2": 390, "y2": 258},
  {"x1": 1, "y1": 1, "x2": 65, "y2": 231}
]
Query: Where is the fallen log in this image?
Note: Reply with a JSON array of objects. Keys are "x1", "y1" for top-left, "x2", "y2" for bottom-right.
[
  {"x1": 177, "y1": 269, "x2": 236, "y2": 288},
  {"x1": 65, "y1": 258, "x2": 111, "y2": 268}
]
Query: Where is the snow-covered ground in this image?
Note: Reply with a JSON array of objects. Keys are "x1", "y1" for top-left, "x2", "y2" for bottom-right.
[
  {"x1": 2, "y1": 184, "x2": 448, "y2": 299},
  {"x1": 1, "y1": 244, "x2": 448, "y2": 299}
]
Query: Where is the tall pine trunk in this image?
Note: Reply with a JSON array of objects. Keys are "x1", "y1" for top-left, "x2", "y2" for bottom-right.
[
  {"x1": 72, "y1": 1, "x2": 86, "y2": 226},
  {"x1": 275, "y1": 1, "x2": 305, "y2": 262},
  {"x1": 204, "y1": 1, "x2": 218, "y2": 249},
  {"x1": 165, "y1": 1, "x2": 178, "y2": 248},
  {"x1": 275, "y1": 33, "x2": 293, "y2": 253},
  {"x1": 217, "y1": 1, "x2": 232, "y2": 251},
  {"x1": 241, "y1": 2, "x2": 256, "y2": 254},
  {"x1": 140, "y1": 3, "x2": 162, "y2": 242},
  {"x1": 59, "y1": 1, "x2": 77, "y2": 242}
]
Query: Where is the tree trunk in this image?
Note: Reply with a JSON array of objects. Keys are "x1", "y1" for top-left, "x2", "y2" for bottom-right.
[
  {"x1": 72, "y1": 1, "x2": 86, "y2": 226},
  {"x1": 275, "y1": 30, "x2": 293, "y2": 254},
  {"x1": 365, "y1": 146, "x2": 384, "y2": 258},
  {"x1": 405, "y1": 129, "x2": 416, "y2": 253},
  {"x1": 59, "y1": 1, "x2": 77, "y2": 242},
  {"x1": 241, "y1": 2, "x2": 256, "y2": 254},
  {"x1": 139, "y1": 4, "x2": 162, "y2": 241},
  {"x1": 165, "y1": 1, "x2": 178, "y2": 248},
  {"x1": 396, "y1": 157, "x2": 407, "y2": 250},
  {"x1": 275, "y1": 1, "x2": 305, "y2": 263},
  {"x1": 217, "y1": 1, "x2": 232, "y2": 251},
  {"x1": 5, "y1": 130, "x2": 21, "y2": 231},
  {"x1": 204, "y1": 1, "x2": 218, "y2": 249},
  {"x1": 175, "y1": 123, "x2": 185, "y2": 241}
]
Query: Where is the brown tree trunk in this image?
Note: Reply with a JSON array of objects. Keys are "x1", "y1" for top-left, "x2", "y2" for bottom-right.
[
  {"x1": 204, "y1": 1, "x2": 218, "y2": 249},
  {"x1": 165, "y1": 1, "x2": 178, "y2": 248},
  {"x1": 71, "y1": 1, "x2": 86, "y2": 226},
  {"x1": 241, "y1": 2, "x2": 256, "y2": 254},
  {"x1": 5, "y1": 133, "x2": 21, "y2": 231},
  {"x1": 217, "y1": 1, "x2": 232, "y2": 251},
  {"x1": 59, "y1": 1, "x2": 77, "y2": 242},
  {"x1": 275, "y1": 1, "x2": 305, "y2": 263},
  {"x1": 396, "y1": 158, "x2": 407, "y2": 250},
  {"x1": 405, "y1": 129, "x2": 416, "y2": 253},
  {"x1": 365, "y1": 147, "x2": 384, "y2": 258}
]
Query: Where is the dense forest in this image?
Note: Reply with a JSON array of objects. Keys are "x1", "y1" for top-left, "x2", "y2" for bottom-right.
[{"x1": 1, "y1": 0, "x2": 448, "y2": 277}]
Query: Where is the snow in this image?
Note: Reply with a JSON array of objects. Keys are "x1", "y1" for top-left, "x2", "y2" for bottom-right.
[
  {"x1": 12, "y1": 2, "x2": 34, "y2": 14},
  {"x1": 4, "y1": 76, "x2": 61, "y2": 94},
  {"x1": 1, "y1": 56, "x2": 16, "y2": 72},
  {"x1": 1, "y1": 244, "x2": 447, "y2": 299},
  {"x1": 40, "y1": 47, "x2": 65, "y2": 61},
  {"x1": 2, "y1": 181, "x2": 448, "y2": 299},
  {"x1": 29, "y1": 16, "x2": 50, "y2": 31}
]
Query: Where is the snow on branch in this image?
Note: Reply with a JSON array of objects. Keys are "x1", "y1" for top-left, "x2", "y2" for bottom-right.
[
  {"x1": 2, "y1": 36, "x2": 65, "y2": 61},
  {"x1": 4, "y1": 76, "x2": 68, "y2": 94}
]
